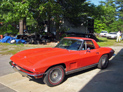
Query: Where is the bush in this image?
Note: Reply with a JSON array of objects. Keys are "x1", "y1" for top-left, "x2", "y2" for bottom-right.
[{"x1": 0, "y1": 24, "x2": 18, "y2": 35}]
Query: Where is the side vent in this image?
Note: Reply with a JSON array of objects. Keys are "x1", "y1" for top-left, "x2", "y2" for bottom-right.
[{"x1": 69, "y1": 62, "x2": 77, "y2": 70}]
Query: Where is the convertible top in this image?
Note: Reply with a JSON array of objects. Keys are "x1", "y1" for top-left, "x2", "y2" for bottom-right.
[{"x1": 64, "y1": 37, "x2": 94, "y2": 40}]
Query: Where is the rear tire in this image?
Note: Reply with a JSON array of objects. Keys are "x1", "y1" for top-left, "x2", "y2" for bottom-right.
[
  {"x1": 43, "y1": 65, "x2": 65, "y2": 87},
  {"x1": 98, "y1": 54, "x2": 109, "y2": 69}
]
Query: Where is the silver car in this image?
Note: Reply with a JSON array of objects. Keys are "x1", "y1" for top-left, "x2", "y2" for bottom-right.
[
  {"x1": 99, "y1": 31, "x2": 108, "y2": 37},
  {"x1": 106, "y1": 32, "x2": 117, "y2": 39}
]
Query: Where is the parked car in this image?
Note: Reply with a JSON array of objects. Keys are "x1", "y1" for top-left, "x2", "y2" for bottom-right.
[
  {"x1": 99, "y1": 31, "x2": 108, "y2": 37},
  {"x1": 106, "y1": 32, "x2": 117, "y2": 39},
  {"x1": 9, "y1": 37, "x2": 114, "y2": 87}
]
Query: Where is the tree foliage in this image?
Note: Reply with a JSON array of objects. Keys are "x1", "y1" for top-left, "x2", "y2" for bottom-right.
[
  {"x1": 0, "y1": 0, "x2": 123, "y2": 36},
  {"x1": 92, "y1": 0, "x2": 118, "y2": 33},
  {"x1": 0, "y1": 0, "x2": 88, "y2": 39},
  {"x1": 116, "y1": 0, "x2": 123, "y2": 19}
]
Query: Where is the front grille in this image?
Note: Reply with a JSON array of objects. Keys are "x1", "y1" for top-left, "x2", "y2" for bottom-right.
[
  {"x1": 17, "y1": 65, "x2": 33, "y2": 73},
  {"x1": 11, "y1": 61, "x2": 33, "y2": 74}
]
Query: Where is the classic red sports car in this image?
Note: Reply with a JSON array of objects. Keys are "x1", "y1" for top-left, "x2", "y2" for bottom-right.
[{"x1": 10, "y1": 37, "x2": 114, "y2": 87}]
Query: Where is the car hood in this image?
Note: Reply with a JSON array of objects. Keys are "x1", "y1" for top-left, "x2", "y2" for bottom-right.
[{"x1": 10, "y1": 48, "x2": 72, "y2": 67}]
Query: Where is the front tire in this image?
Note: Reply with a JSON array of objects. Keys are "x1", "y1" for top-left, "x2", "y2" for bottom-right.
[
  {"x1": 98, "y1": 54, "x2": 109, "y2": 69},
  {"x1": 43, "y1": 65, "x2": 65, "y2": 87}
]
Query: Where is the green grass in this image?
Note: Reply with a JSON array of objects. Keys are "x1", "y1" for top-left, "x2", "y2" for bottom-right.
[
  {"x1": 0, "y1": 45, "x2": 26, "y2": 55},
  {"x1": 0, "y1": 43, "x2": 54, "y2": 55},
  {"x1": 97, "y1": 37, "x2": 119, "y2": 47},
  {"x1": 0, "y1": 43, "x2": 11, "y2": 46},
  {"x1": 1, "y1": 48, "x2": 9, "y2": 51}
]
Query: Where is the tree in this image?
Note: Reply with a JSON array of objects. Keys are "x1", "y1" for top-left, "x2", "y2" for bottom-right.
[
  {"x1": 0, "y1": 0, "x2": 33, "y2": 34},
  {"x1": 109, "y1": 19, "x2": 123, "y2": 31},
  {"x1": 116, "y1": 0, "x2": 123, "y2": 20},
  {"x1": 0, "y1": 0, "x2": 93, "y2": 39},
  {"x1": 91, "y1": 0, "x2": 117, "y2": 33},
  {"x1": 63, "y1": 0, "x2": 87, "y2": 27}
]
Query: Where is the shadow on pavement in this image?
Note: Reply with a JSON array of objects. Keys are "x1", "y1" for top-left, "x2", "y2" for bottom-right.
[
  {"x1": 79, "y1": 49, "x2": 123, "y2": 92},
  {"x1": 29, "y1": 78, "x2": 45, "y2": 85},
  {"x1": 64, "y1": 67, "x2": 97, "y2": 81}
]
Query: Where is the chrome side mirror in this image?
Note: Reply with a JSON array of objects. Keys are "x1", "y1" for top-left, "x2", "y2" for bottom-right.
[{"x1": 86, "y1": 48, "x2": 90, "y2": 52}]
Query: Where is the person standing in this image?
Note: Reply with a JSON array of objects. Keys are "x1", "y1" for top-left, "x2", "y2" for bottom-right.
[{"x1": 116, "y1": 31, "x2": 121, "y2": 42}]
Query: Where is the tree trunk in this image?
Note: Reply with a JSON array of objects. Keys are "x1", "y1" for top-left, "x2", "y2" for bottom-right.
[
  {"x1": 55, "y1": 0, "x2": 60, "y2": 41},
  {"x1": 19, "y1": 17, "x2": 26, "y2": 35},
  {"x1": 48, "y1": 15, "x2": 51, "y2": 33},
  {"x1": 19, "y1": 19, "x2": 23, "y2": 35},
  {"x1": 56, "y1": 21, "x2": 60, "y2": 41},
  {"x1": 23, "y1": 17, "x2": 26, "y2": 31}
]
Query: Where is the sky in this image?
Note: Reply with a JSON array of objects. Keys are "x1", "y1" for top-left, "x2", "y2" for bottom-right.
[{"x1": 89, "y1": 0, "x2": 106, "y2": 6}]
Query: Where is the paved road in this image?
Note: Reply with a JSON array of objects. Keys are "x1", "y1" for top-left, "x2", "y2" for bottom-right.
[
  {"x1": 0, "y1": 55, "x2": 16, "y2": 92},
  {"x1": 0, "y1": 46, "x2": 123, "y2": 92}
]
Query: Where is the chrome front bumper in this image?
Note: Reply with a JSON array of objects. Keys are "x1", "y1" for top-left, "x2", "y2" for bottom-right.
[{"x1": 9, "y1": 61, "x2": 44, "y2": 79}]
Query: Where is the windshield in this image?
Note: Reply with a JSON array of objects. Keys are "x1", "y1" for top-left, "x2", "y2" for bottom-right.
[
  {"x1": 101, "y1": 31, "x2": 108, "y2": 33},
  {"x1": 55, "y1": 39, "x2": 82, "y2": 50},
  {"x1": 109, "y1": 32, "x2": 117, "y2": 34}
]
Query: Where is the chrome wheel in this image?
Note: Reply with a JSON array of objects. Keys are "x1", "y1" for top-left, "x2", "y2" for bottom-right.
[
  {"x1": 98, "y1": 54, "x2": 109, "y2": 69},
  {"x1": 43, "y1": 65, "x2": 65, "y2": 87},
  {"x1": 101, "y1": 55, "x2": 108, "y2": 66},
  {"x1": 49, "y1": 68, "x2": 63, "y2": 83}
]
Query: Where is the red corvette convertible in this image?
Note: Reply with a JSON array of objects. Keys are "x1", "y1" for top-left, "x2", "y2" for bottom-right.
[{"x1": 10, "y1": 37, "x2": 114, "y2": 87}]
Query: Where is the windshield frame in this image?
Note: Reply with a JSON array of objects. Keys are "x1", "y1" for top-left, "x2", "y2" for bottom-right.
[
  {"x1": 55, "y1": 38, "x2": 83, "y2": 51},
  {"x1": 109, "y1": 32, "x2": 117, "y2": 34}
]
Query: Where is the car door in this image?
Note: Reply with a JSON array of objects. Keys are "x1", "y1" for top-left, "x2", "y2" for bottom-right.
[{"x1": 78, "y1": 40, "x2": 100, "y2": 68}]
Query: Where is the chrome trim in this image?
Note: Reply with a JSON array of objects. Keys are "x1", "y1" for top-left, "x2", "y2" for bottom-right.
[
  {"x1": 65, "y1": 63, "x2": 98, "y2": 75},
  {"x1": 9, "y1": 61, "x2": 45, "y2": 79}
]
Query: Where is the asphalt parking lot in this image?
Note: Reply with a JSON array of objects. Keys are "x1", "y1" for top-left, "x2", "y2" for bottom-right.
[{"x1": 0, "y1": 46, "x2": 123, "y2": 92}]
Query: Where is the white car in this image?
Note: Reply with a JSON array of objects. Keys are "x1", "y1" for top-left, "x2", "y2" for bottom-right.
[
  {"x1": 106, "y1": 32, "x2": 117, "y2": 39},
  {"x1": 99, "y1": 31, "x2": 108, "y2": 37}
]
